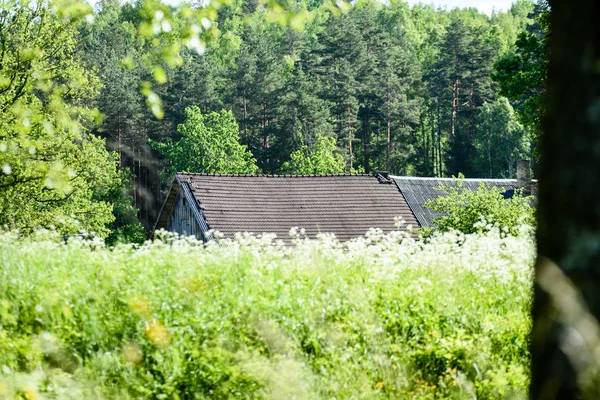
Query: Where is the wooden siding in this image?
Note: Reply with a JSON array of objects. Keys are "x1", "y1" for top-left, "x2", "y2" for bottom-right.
[{"x1": 166, "y1": 189, "x2": 204, "y2": 240}]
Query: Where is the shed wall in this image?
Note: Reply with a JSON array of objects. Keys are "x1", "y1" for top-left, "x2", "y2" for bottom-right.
[{"x1": 167, "y1": 192, "x2": 204, "y2": 240}]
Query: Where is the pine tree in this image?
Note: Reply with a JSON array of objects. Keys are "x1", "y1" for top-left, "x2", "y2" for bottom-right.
[
  {"x1": 434, "y1": 18, "x2": 497, "y2": 176},
  {"x1": 311, "y1": 11, "x2": 364, "y2": 171},
  {"x1": 225, "y1": 16, "x2": 285, "y2": 172}
]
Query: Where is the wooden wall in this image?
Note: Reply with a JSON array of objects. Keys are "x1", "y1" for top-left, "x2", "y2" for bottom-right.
[{"x1": 167, "y1": 189, "x2": 204, "y2": 240}]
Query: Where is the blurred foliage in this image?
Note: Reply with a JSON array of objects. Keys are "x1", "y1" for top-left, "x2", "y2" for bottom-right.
[
  {"x1": 424, "y1": 176, "x2": 535, "y2": 236},
  {"x1": 151, "y1": 106, "x2": 259, "y2": 174},
  {"x1": 0, "y1": 0, "x2": 119, "y2": 237},
  {"x1": 0, "y1": 228, "x2": 533, "y2": 398}
]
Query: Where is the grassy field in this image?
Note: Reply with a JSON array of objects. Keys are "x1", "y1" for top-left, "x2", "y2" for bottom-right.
[{"x1": 0, "y1": 228, "x2": 533, "y2": 399}]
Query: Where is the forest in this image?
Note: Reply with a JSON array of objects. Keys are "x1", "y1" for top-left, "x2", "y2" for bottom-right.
[{"x1": 0, "y1": 0, "x2": 548, "y2": 239}]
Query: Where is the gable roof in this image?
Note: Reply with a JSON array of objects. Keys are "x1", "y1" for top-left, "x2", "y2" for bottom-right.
[
  {"x1": 392, "y1": 176, "x2": 538, "y2": 228},
  {"x1": 155, "y1": 173, "x2": 420, "y2": 241}
]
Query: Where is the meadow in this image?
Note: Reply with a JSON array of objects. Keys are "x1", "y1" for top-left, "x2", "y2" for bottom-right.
[{"x1": 0, "y1": 227, "x2": 533, "y2": 399}]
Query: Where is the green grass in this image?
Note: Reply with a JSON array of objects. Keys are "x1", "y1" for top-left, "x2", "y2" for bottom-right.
[{"x1": 0, "y1": 228, "x2": 534, "y2": 399}]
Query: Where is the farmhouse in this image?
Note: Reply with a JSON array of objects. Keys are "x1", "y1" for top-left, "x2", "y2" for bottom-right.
[
  {"x1": 153, "y1": 173, "x2": 420, "y2": 241},
  {"x1": 154, "y1": 164, "x2": 536, "y2": 241}
]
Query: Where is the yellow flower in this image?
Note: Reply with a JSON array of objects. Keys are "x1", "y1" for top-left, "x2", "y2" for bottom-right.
[
  {"x1": 123, "y1": 342, "x2": 143, "y2": 364},
  {"x1": 23, "y1": 388, "x2": 39, "y2": 400},
  {"x1": 145, "y1": 319, "x2": 170, "y2": 346},
  {"x1": 130, "y1": 296, "x2": 151, "y2": 316},
  {"x1": 375, "y1": 381, "x2": 385, "y2": 389}
]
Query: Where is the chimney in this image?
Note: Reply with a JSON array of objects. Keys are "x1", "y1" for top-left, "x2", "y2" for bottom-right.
[
  {"x1": 375, "y1": 171, "x2": 392, "y2": 184},
  {"x1": 517, "y1": 160, "x2": 532, "y2": 196}
]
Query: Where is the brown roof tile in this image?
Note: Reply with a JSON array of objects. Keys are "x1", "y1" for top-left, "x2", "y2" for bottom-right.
[{"x1": 169, "y1": 174, "x2": 419, "y2": 240}]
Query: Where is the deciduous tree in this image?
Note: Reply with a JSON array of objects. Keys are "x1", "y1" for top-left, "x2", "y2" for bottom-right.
[
  {"x1": 0, "y1": 0, "x2": 120, "y2": 237},
  {"x1": 280, "y1": 134, "x2": 345, "y2": 174},
  {"x1": 151, "y1": 106, "x2": 258, "y2": 174}
]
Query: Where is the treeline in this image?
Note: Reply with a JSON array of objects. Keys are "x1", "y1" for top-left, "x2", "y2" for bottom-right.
[
  {"x1": 0, "y1": 0, "x2": 548, "y2": 240},
  {"x1": 79, "y1": 0, "x2": 546, "y2": 230}
]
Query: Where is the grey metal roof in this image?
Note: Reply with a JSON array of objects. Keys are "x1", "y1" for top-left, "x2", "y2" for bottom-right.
[{"x1": 391, "y1": 176, "x2": 537, "y2": 228}]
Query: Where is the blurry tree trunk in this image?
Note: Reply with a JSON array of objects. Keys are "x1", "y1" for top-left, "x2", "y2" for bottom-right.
[{"x1": 532, "y1": 0, "x2": 600, "y2": 398}]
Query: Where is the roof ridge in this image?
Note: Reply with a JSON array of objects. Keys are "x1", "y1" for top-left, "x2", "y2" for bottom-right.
[
  {"x1": 390, "y1": 175, "x2": 538, "y2": 182},
  {"x1": 175, "y1": 172, "x2": 375, "y2": 178}
]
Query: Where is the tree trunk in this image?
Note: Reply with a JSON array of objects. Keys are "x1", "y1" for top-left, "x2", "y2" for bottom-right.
[
  {"x1": 262, "y1": 103, "x2": 268, "y2": 149},
  {"x1": 117, "y1": 112, "x2": 122, "y2": 168},
  {"x1": 144, "y1": 143, "x2": 149, "y2": 226},
  {"x1": 118, "y1": 127, "x2": 122, "y2": 168},
  {"x1": 243, "y1": 85, "x2": 248, "y2": 145},
  {"x1": 532, "y1": 0, "x2": 600, "y2": 398},
  {"x1": 131, "y1": 145, "x2": 136, "y2": 208},
  {"x1": 347, "y1": 106, "x2": 353, "y2": 170},
  {"x1": 431, "y1": 109, "x2": 435, "y2": 175},
  {"x1": 487, "y1": 135, "x2": 492, "y2": 179},
  {"x1": 137, "y1": 147, "x2": 141, "y2": 211},
  {"x1": 363, "y1": 111, "x2": 370, "y2": 174},
  {"x1": 450, "y1": 79, "x2": 459, "y2": 142},
  {"x1": 437, "y1": 93, "x2": 443, "y2": 177},
  {"x1": 468, "y1": 84, "x2": 474, "y2": 138},
  {"x1": 386, "y1": 117, "x2": 391, "y2": 171}
]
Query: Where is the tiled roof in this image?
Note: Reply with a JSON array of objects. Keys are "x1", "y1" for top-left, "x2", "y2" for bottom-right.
[
  {"x1": 172, "y1": 173, "x2": 420, "y2": 240},
  {"x1": 392, "y1": 176, "x2": 537, "y2": 228}
]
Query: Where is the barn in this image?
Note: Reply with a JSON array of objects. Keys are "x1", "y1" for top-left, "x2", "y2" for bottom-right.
[{"x1": 153, "y1": 173, "x2": 420, "y2": 241}]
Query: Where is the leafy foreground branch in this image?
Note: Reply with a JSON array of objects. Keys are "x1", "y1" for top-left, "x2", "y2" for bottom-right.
[{"x1": 0, "y1": 228, "x2": 533, "y2": 399}]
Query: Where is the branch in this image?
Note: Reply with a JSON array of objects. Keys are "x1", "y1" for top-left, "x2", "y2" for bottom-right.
[
  {"x1": 0, "y1": 174, "x2": 45, "y2": 189},
  {"x1": 35, "y1": 188, "x2": 76, "y2": 204}
]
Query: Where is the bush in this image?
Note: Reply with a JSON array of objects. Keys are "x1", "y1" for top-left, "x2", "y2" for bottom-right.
[
  {"x1": 423, "y1": 175, "x2": 535, "y2": 236},
  {"x1": 0, "y1": 229, "x2": 533, "y2": 399}
]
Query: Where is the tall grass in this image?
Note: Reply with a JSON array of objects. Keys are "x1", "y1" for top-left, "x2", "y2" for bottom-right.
[{"x1": 0, "y1": 228, "x2": 534, "y2": 399}]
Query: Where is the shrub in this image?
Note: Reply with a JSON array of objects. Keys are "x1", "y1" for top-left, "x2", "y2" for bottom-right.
[{"x1": 423, "y1": 175, "x2": 535, "y2": 236}]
